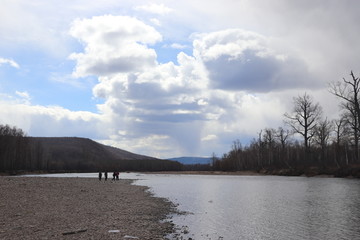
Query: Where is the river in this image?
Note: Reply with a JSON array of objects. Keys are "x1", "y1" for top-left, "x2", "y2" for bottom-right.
[{"x1": 26, "y1": 172, "x2": 360, "y2": 240}]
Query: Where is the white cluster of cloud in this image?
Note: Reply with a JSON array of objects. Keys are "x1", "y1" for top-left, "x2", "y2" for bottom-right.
[
  {"x1": 1, "y1": 1, "x2": 360, "y2": 158},
  {"x1": 193, "y1": 29, "x2": 317, "y2": 92},
  {"x1": 0, "y1": 57, "x2": 19, "y2": 68},
  {"x1": 0, "y1": 100, "x2": 102, "y2": 137},
  {"x1": 134, "y1": 3, "x2": 173, "y2": 15},
  {"x1": 69, "y1": 15, "x2": 162, "y2": 77},
  {"x1": 66, "y1": 15, "x2": 306, "y2": 156}
]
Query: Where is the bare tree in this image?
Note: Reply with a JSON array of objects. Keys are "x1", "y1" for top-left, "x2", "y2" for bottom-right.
[
  {"x1": 275, "y1": 127, "x2": 291, "y2": 168},
  {"x1": 313, "y1": 118, "x2": 333, "y2": 165},
  {"x1": 262, "y1": 128, "x2": 276, "y2": 166},
  {"x1": 330, "y1": 71, "x2": 360, "y2": 162},
  {"x1": 333, "y1": 116, "x2": 350, "y2": 166},
  {"x1": 334, "y1": 117, "x2": 349, "y2": 146},
  {"x1": 275, "y1": 127, "x2": 290, "y2": 150},
  {"x1": 263, "y1": 128, "x2": 276, "y2": 146},
  {"x1": 284, "y1": 93, "x2": 322, "y2": 150},
  {"x1": 211, "y1": 152, "x2": 219, "y2": 170},
  {"x1": 231, "y1": 139, "x2": 243, "y2": 170},
  {"x1": 314, "y1": 118, "x2": 333, "y2": 147},
  {"x1": 342, "y1": 103, "x2": 359, "y2": 161},
  {"x1": 257, "y1": 130, "x2": 264, "y2": 169},
  {"x1": 0, "y1": 124, "x2": 27, "y2": 171}
]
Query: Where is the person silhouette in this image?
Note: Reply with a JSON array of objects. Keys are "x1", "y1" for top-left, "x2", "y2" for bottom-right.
[
  {"x1": 98, "y1": 172, "x2": 102, "y2": 181},
  {"x1": 104, "y1": 171, "x2": 108, "y2": 181}
]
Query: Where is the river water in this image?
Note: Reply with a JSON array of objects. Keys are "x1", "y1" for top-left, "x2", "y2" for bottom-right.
[{"x1": 27, "y1": 173, "x2": 360, "y2": 240}]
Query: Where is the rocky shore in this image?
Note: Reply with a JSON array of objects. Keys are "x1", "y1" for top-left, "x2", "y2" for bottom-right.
[{"x1": 0, "y1": 177, "x2": 176, "y2": 239}]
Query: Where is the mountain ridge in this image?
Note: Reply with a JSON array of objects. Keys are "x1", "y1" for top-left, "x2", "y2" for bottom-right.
[
  {"x1": 32, "y1": 137, "x2": 157, "y2": 160},
  {"x1": 168, "y1": 156, "x2": 211, "y2": 165},
  {"x1": 5, "y1": 136, "x2": 182, "y2": 172}
]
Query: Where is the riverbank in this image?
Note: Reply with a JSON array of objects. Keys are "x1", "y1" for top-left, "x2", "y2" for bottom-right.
[
  {"x1": 147, "y1": 165, "x2": 360, "y2": 178},
  {"x1": 0, "y1": 177, "x2": 176, "y2": 239}
]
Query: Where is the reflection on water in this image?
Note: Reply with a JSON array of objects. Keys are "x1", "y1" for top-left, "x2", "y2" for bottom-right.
[
  {"x1": 24, "y1": 173, "x2": 360, "y2": 240},
  {"x1": 132, "y1": 174, "x2": 360, "y2": 240}
]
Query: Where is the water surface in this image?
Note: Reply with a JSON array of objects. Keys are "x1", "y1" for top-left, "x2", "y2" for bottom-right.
[
  {"x1": 24, "y1": 173, "x2": 360, "y2": 239},
  {"x1": 132, "y1": 174, "x2": 360, "y2": 240}
]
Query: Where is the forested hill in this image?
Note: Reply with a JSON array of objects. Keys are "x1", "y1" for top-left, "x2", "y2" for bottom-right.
[
  {"x1": 34, "y1": 137, "x2": 156, "y2": 161},
  {"x1": 0, "y1": 136, "x2": 182, "y2": 173}
]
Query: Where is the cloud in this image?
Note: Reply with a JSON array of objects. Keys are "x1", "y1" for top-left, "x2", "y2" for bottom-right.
[
  {"x1": 69, "y1": 15, "x2": 162, "y2": 77},
  {"x1": 134, "y1": 3, "x2": 173, "y2": 15},
  {"x1": 170, "y1": 43, "x2": 188, "y2": 49},
  {"x1": 68, "y1": 15, "x2": 217, "y2": 155},
  {"x1": 0, "y1": 99, "x2": 103, "y2": 138},
  {"x1": 161, "y1": 43, "x2": 189, "y2": 49},
  {"x1": 50, "y1": 72, "x2": 88, "y2": 88},
  {"x1": 202, "y1": 134, "x2": 217, "y2": 141},
  {"x1": 2, "y1": 1, "x2": 358, "y2": 160},
  {"x1": 68, "y1": 14, "x2": 315, "y2": 157},
  {"x1": 0, "y1": 0, "x2": 138, "y2": 57},
  {"x1": 0, "y1": 1, "x2": 70, "y2": 57},
  {"x1": 15, "y1": 91, "x2": 31, "y2": 104},
  {"x1": 99, "y1": 134, "x2": 180, "y2": 159},
  {"x1": 0, "y1": 57, "x2": 19, "y2": 68},
  {"x1": 193, "y1": 29, "x2": 317, "y2": 92},
  {"x1": 164, "y1": 1, "x2": 360, "y2": 86},
  {"x1": 150, "y1": 18, "x2": 161, "y2": 26}
]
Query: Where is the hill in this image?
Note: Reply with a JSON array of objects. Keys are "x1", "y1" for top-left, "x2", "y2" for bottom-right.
[
  {"x1": 1, "y1": 136, "x2": 182, "y2": 173},
  {"x1": 169, "y1": 156, "x2": 211, "y2": 165},
  {"x1": 33, "y1": 137, "x2": 156, "y2": 161}
]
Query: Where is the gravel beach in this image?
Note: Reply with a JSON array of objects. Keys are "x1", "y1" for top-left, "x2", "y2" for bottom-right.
[{"x1": 0, "y1": 177, "x2": 176, "y2": 239}]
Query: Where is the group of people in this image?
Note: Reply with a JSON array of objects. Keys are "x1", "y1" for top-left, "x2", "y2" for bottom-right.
[
  {"x1": 98, "y1": 171, "x2": 120, "y2": 181},
  {"x1": 112, "y1": 171, "x2": 120, "y2": 180}
]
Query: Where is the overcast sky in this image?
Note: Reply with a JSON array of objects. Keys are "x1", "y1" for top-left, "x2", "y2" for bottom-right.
[{"x1": 1, "y1": 0, "x2": 359, "y2": 158}]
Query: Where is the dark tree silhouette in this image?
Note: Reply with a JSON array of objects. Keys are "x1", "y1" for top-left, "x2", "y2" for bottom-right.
[
  {"x1": 313, "y1": 118, "x2": 333, "y2": 165},
  {"x1": 0, "y1": 124, "x2": 27, "y2": 172},
  {"x1": 284, "y1": 93, "x2": 322, "y2": 159},
  {"x1": 330, "y1": 71, "x2": 360, "y2": 162},
  {"x1": 209, "y1": 77, "x2": 360, "y2": 177}
]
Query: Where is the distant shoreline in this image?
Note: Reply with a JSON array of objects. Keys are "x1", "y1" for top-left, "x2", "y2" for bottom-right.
[
  {"x1": 143, "y1": 166, "x2": 360, "y2": 178},
  {"x1": 144, "y1": 170, "x2": 264, "y2": 176},
  {"x1": 2, "y1": 165, "x2": 359, "y2": 178}
]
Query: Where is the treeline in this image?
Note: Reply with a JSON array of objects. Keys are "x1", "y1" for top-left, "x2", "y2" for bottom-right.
[
  {"x1": 0, "y1": 124, "x2": 29, "y2": 172},
  {"x1": 212, "y1": 71, "x2": 360, "y2": 177},
  {"x1": 0, "y1": 128, "x2": 181, "y2": 173}
]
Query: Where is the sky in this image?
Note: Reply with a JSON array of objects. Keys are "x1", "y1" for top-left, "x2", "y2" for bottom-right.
[{"x1": 1, "y1": 0, "x2": 360, "y2": 159}]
